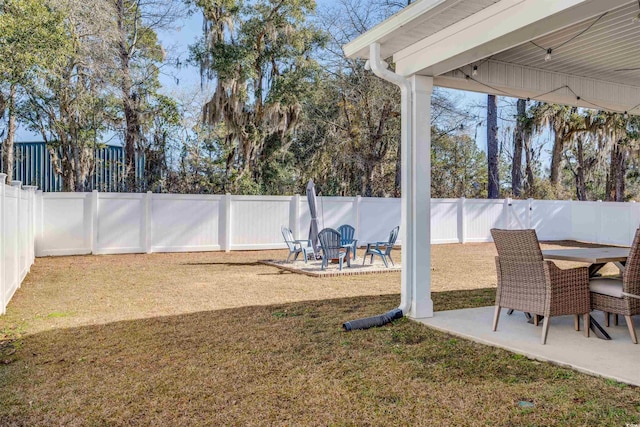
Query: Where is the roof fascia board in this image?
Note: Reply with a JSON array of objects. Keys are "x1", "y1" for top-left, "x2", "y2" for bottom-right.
[
  {"x1": 434, "y1": 60, "x2": 640, "y2": 114},
  {"x1": 342, "y1": 0, "x2": 458, "y2": 59},
  {"x1": 394, "y1": 0, "x2": 631, "y2": 77}
]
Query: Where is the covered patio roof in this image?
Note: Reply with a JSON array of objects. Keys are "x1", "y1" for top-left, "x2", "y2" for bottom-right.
[
  {"x1": 342, "y1": 0, "x2": 640, "y2": 321},
  {"x1": 344, "y1": 0, "x2": 640, "y2": 113}
]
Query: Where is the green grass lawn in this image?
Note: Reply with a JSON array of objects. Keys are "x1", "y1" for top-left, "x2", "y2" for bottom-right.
[{"x1": 1, "y1": 288, "x2": 639, "y2": 426}]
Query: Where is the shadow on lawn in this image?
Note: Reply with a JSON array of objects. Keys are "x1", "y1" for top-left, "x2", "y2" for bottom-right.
[
  {"x1": 181, "y1": 261, "x2": 263, "y2": 267},
  {"x1": 2, "y1": 288, "x2": 638, "y2": 426}
]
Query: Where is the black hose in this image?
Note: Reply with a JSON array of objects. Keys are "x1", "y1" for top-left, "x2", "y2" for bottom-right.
[{"x1": 342, "y1": 308, "x2": 403, "y2": 331}]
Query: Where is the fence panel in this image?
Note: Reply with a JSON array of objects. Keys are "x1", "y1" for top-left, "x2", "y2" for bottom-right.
[
  {"x1": 96, "y1": 193, "x2": 145, "y2": 254},
  {"x1": 359, "y1": 198, "x2": 401, "y2": 245},
  {"x1": 532, "y1": 200, "x2": 572, "y2": 241},
  {"x1": 598, "y1": 202, "x2": 638, "y2": 246},
  {"x1": 314, "y1": 197, "x2": 357, "y2": 231},
  {"x1": 464, "y1": 199, "x2": 504, "y2": 242},
  {"x1": 431, "y1": 199, "x2": 459, "y2": 244},
  {"x1": 151, "y1": 194, "x2": 222, "y2": 252},
  {"x1": 230, "y1": 196, "x2": 291, "y2": 250},
  {"x1": 39, "y1": 193, "x2": 92, "y2": 256},
  {"x1": 4, "y1": 185, "x2": 18, "y2": 311}
]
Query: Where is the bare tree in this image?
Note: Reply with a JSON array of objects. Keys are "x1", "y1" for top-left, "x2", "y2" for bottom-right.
[{"x1": 487, "y1": 94, "x2": 499, "y2": 198}]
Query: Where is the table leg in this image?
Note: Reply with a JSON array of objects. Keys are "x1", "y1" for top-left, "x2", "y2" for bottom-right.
[
  {"x1": 588, "y1": 263, "x2": 606, "y2": 277},
  {"x1": 589, "y1": 315, "x2": 612, "y2": 340}
]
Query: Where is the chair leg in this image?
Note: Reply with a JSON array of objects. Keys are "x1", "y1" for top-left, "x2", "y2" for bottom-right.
[
  {"x1": 387, "y1": 253, "x2": 394, "y2": 266},
  {"x1": 574, "y1": 314, "x2": 579, "y2": 331},
  {"x1": 541, "y1": 316, "x2": 551, "y2": 344},
  {"x1": 381, "y1": 255, "x2": 389, "y2": 268},
  {"x1": 533, "y1": 315, "x2": 539, "y2": 326},
  {"x1": 492, "y1": 306, "x2": 501, "y2": 331},
  {"x1": 584, "y1": 313, "x2": 590, "y2": 338},
  {"x1": 339, "y1": 257, "x2": 343, "y2": 271},
  {"x1": 625, "y1": 315, "x2": 637, "y2": 344},
  {"x1": 605, "y1": 312, "x2": 610, "y2": 327},
  {"x1": 614, "y1": 314, "x2": 619, "y2": 326},
  {"x1": 286, "y1": 252, "x2": 292, "y2": 263}
]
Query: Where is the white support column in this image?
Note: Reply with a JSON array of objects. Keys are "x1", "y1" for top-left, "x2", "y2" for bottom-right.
[
  {"x1": 406, "y1": 75, "x2": 433, "y2": 319},
  {"x1": 0, "y1": 174, "x2": 6, "y2": 314}
]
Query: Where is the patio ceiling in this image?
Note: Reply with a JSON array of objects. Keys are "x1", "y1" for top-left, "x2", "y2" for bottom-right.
[{"x1": 343, "y1": 0, "x2": 640, "y2": 114}]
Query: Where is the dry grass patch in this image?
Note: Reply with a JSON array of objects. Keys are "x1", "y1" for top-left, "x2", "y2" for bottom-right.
[
  {"x1": 0, "y1": 242, "x2": 637, "y2": 425},
  {"x1": 1, "y1": 292, "x2": 639, "y2": 426}
]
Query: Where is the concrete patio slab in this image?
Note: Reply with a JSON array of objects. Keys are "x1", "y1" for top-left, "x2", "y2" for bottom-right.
[{"x1": 417, "y1": 306, "x2": 640, "y2": 386}]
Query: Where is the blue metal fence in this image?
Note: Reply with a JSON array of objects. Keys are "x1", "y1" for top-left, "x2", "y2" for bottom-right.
[{"x1": 0, "y1": 141, "x2": 145, "y2": 192}]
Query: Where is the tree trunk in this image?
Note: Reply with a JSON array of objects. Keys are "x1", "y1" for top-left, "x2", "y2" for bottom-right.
[
  {"x1": 394, "y1": 142, "x2": 401, "y2": 197},
  {"x1": 549, "y1": 132, "x2": 564, "y2": 186},
  {"x1": 511, "y1": 99, "x2": 525, "y2": 197},
  {"x1": 607, "y1": 144, "x2": 627, "y2": 202},
  {"x1": 117, "y1": 0, "x2": 138, "y2": 192},
  {"x1": 524, "y1": 133, "x2": 535, "y2": 196},
  {"x1": 574, "y1": 137, "x2": 587, "y2": 201},
  {"x1": 487, "y1": 94, "x2": 499, "y2": 199},
  {"x1": 1, "y1": 84, "x2": 17, "y2": 179}
]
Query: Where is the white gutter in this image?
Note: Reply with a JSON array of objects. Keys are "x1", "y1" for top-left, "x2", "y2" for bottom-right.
[{"x1": 366, "y1": 42, "x2": 413, "y2": 315}]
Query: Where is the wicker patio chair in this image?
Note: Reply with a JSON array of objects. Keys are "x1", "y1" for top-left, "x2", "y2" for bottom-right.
[
  {"x1": 318, "y1": 228, "x2": 350, "y2": 271},
  {"x1": 491, "y1": 228, "x2": 591, "y2": 345},
  {"x1": 281, "y1": 226, "x2": 315, "y2": 263},
  {"x1": 362, "y1": 226, "x2": 399, "y2": 268},
  {"x1": 589, "y1": 228, "x2": 640, "y2": 343},
  {"x1": 337, "y1": 224, "x2": 357, "y2": 260}
]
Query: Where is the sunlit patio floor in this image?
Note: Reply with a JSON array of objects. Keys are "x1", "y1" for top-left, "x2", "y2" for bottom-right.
[{"x1": 418, "y1": 307, "x2": 640, "y2": 386}]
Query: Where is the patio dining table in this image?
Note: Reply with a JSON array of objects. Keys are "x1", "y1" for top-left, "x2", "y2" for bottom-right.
[{"x1": 542, "y1": 246, "x2": 631, "y2": 340}]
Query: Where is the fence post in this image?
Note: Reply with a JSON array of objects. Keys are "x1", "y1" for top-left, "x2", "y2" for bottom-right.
[
  {"x1": 144, "y1": 191, "x2": 153, "y2": 254},
  {"x1": 0, "y1": 173, "x2": 6, "y2": 314},
  {"x1": 596, "y1": 200, "x2": 602, "y2": 244},
  {"x1": 503, "y1": 198, "x2": 512, "y2": 229},
  {"x1": 10, "y1": 181, "x2": 20, "y2": 289},
  {"x1": 23, "y1": 186, "x2": 37, "y2": 267},
  {"x1": 527, "y1": 198, "x2": 533, "y2": 229},
  {"x1": 91, "y1": 190, "x2": 99, "y2": 254},
  {"x1": 35, "y1": 190, "x2": 43, "y2": 257},
  {"x1": 222, "y1": 193, "x2": 232, "y2": 252},
  {"x1": 354, "y1": 195, "x2": 361, "y2": 243},
  {"x1": 291, "y1": 194, "x2": 300, "y2": 239},
  {"x1": 457, "y1": 197, "x2": 466, "y2": 243}
]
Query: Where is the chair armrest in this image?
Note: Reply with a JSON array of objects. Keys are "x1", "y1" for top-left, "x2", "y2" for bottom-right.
[
  {"x1": 294, "y1": 239, "x2": 312, "y2": 248},
  {"x1": 374, "y1": 242, "x2": 388, "y2": 250},
  {"x1": 545, "y1": 261, "x2": 590, "y2": 313}
]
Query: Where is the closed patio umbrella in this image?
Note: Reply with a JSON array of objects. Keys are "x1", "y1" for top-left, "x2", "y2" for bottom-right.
[{"x1": 306, "y1": 179, "x2": 320, "y2": 254}]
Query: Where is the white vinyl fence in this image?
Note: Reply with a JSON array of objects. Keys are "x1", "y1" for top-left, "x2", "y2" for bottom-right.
[
  {"x1": 0, "y1": 175, "x2": 37, "y2": 314},
  {"x1": 6, "y1": 187, "x2": 640, "y2": 313},
  {"x1": 34, "y1": 193, "x2": 640, "y2": 258}
]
